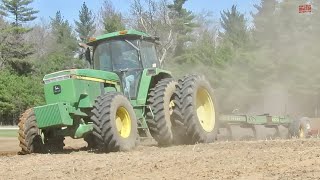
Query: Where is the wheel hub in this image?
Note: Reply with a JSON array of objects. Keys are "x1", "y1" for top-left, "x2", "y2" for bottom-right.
[
  {"x1": 169, "y1": 100, "x2": 175, "y2": 115},
  {"x1": 115, "y1": 107, "x2": 131, "y2": 138},
  {"x1": 196, "y1": 87, "x2": 215, "y2": 132},
  {"x1": 299, "y1": 125, "x2": 305, "y2": 138}
]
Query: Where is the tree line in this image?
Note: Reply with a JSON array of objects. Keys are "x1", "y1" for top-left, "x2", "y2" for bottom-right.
[{"x1": 0, "y1": 0, "x2": 319, "y2": 125}]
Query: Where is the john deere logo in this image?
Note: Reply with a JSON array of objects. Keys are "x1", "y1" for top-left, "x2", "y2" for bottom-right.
[{"x1": 53, "y1": 85, "x2": 61, "y2": 94}]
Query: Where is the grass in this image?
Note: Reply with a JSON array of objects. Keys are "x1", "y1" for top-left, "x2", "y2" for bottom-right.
[{"x1": 0, "y1": 129, "x2": 18, "y2": 138}]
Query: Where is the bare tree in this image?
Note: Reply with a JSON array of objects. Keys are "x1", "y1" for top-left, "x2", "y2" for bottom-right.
[
  {"x1": 128, "y1": 0, "x2": 175, "y2": 64},
  {"x1": 24, "y1": 18, "x2": 53, "y2": 58}
]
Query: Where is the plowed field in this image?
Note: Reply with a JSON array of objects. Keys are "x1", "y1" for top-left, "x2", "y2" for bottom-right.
[{"x1": 1, "y1": 137, "x2": 320, "y2": 180}]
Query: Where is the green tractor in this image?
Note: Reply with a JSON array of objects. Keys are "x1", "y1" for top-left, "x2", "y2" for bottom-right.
[{"x1": 18, "y1": 30, "x2": 218, "y2": 154}]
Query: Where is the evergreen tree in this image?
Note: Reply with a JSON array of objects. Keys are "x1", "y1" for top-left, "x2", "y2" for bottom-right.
[
  {"x1": 100, "y1": 0, "x2": 125, "y2": 33},
  {"x1": 0, "y1": 69, "x2": 44, "y2": 125},
  {"x1": 103, "y1": 13, "x2": 125, "y2": 33},
  {"x1": 0, "y1": 0, "x2": 38, "y2": 74},
  {"x1": 251, "y1": 0, "x2": 278, "y2": 48},
  {"x1": 250, "y1": 0, "x2": 279, "y2": 88},
  {"x1": 46, "y1": 11, "x2": 85, "y2": 72},
  {"x1": 168, "y1": 0, "x2": 197, "y2": 56},
  {"x1": 219, "y1": 5, "x2": 249, "y2": 49},
  {"x1": 0, "y1": 0, "x2": 38, "y2": 26},
  {"x1": 75, "y1": 2, "x2": 96, "y2": 41},
  {"x1": 50, "y1": 11, "x2": 77, "y2": 53}
]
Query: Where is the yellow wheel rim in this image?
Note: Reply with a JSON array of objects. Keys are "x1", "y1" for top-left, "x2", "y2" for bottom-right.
[
  {"x1": 115, "y1": 107, "x2": 131, "y2": 138},
  {"x1": 169, "y1": 100, "x2": 175, "y2": 115},
  {"x1": 299, "y1": 126, "x2": 305, "y2": 138},
  {"x1": 196, "y1": 87, "x2": 215, "y2": 132}
]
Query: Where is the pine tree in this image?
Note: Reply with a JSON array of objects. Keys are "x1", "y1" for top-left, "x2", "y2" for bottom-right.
[
  {"x1": 47, "y1": 11, "x2": 85, "y2": 71},
  {"x1": 220, "y1": 5, "x2": 249, "y2": 49},
  {"x1": 0, "y1": 0, "x2": 38, "y2": 74},
  {"x1": 251, "y1": 0, "x2": 278, "y2": 48},
  {"x1": 103, "y1": 13, "x2": 125, "y2": 33},
  {"x1": 0, "y1": 0, "x2": 39, "y2": 26},
  {"x1": 75, "y1": 2, "x2": 96, "y2": 41},
  {"x1": 50, "y1": 11, "x2": 77, "y2": 52},
  {"x1": 168, "y1": 0, "x2": 197, "y2": 56},
  {"x1": 100, "y1": 0, "x2": 125, "y2": 33},
  {"x1": 250, "y1": 0, "x2": 279, "y2": 88}
]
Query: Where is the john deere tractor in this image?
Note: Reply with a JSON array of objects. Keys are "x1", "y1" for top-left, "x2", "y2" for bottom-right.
[{"x1": 18, "y1": 30, "x2": 218, "y2": 154}]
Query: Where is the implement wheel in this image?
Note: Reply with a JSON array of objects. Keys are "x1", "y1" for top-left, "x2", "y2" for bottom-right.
[
  {"x1": 91, "y1": 92, "x2": 138, "y2": 152},
  {"x1": 289, "y1": 117, "x2": 311, "y2": 138},
  {"x1": 177, "y1": 75, "x2": 218, "y2": 144},
  {"x1": 146, "y1": 78, "x2": 177, "y2": 146},
  {"x1": 18, "y1": 109, "x2": 44, "y2": 154}
]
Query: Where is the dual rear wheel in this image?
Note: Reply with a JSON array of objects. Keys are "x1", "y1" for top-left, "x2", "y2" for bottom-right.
[
  {"x1": 175, "y1": 75, "x2": 218, "y2": 144},
  {"x1": 147, "y1": 75, "x2": 218, "y2": 146}
]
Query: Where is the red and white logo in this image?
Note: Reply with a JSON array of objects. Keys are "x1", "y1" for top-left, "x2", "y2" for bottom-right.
[{"x1": 299, "y1": 4, "x2": 312, "y2": 13}]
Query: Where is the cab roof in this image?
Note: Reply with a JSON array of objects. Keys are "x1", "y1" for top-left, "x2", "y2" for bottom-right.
[{"x1": 87, "y1": 29, "x2": 157, "y2": 46}]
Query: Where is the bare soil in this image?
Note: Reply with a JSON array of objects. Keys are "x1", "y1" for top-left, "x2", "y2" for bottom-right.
[{"x1": 1, "y1": 137, "x2": 320, "y2": 180}]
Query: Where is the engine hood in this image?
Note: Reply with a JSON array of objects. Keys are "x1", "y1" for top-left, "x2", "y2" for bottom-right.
[{"x1": 43, "y1": 69, "x2": 120, "y2": 83}]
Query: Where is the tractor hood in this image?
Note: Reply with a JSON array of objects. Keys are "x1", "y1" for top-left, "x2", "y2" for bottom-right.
[
  {"x1": 42, "y1": 69, "x2": 120, "y2": 108},
  {"x1": 43, "y1": 69, "x2": 120, "y2": 84}
]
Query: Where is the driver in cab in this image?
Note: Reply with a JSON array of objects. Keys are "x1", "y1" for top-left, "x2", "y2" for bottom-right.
[{"x1": 113, "y1": 51, "x2": 137, "y2": 98}]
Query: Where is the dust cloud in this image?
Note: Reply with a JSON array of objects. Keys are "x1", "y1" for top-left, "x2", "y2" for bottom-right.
[{"x1": 213, "y1": 1, "x2": 319, "y2": 118}]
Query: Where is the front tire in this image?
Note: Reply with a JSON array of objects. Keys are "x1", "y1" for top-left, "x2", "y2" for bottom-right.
[
  {"x1": 18, "y1": 109, "x2": 44, "y2": 155},
  {"x1": 91, "y1": 92, "x2": 138, "y2": 152}
]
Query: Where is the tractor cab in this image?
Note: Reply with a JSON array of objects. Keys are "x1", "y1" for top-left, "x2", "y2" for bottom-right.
[{"x1": 86, "y1": 30, "x2": 160, "y2": 99}]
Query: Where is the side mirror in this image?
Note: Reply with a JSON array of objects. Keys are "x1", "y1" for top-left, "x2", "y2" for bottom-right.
[
  {"x1": 85, "y1": 47, "x2": 91, "y2": 64},
  {"x1": 78, "y1": 43, "x2": 92, "y2": 65}
]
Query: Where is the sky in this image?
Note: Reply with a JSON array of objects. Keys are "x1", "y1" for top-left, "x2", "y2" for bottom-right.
[{"x1": 31, "y1": 0, "x2": 260, "y2": 26}]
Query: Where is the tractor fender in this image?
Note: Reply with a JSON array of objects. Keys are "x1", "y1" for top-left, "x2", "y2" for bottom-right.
[{"x1": 136, "y1": 69, "x2": 172, "y2": 105}]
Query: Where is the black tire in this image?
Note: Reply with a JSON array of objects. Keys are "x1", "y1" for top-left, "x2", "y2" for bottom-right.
[
  {"x1": 91, "y1": 92, "x2": 138, "y2": 152},
  {"x1": 176, "y1": 75, "x2": 218, "y2": 144},
  {"x1": 289, "y1": 117, "x2": 311, "y2": 138},
  {"x1": 18, "y1": 108, "x2": 44, "y2": 155},
  {"x1": 146, "y1": 78, "x2": 177, "y2": 146},
  {"x1": 171, "y1": 107, "x2": 187, "y2": 144}
]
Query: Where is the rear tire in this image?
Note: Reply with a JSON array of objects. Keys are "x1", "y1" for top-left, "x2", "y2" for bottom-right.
[
  {"x1": 18, "y1": 109, "x2": 44, "y2": 155},
  {"x1": 146, "y1": 78, "x2": 177, "y2": 146},
  {"x1": 177, "y1": 75, "x2": 218, "y2": 144},
  {"x1": 91, "y1": 92, "x2": 138, "y2": 152}
]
